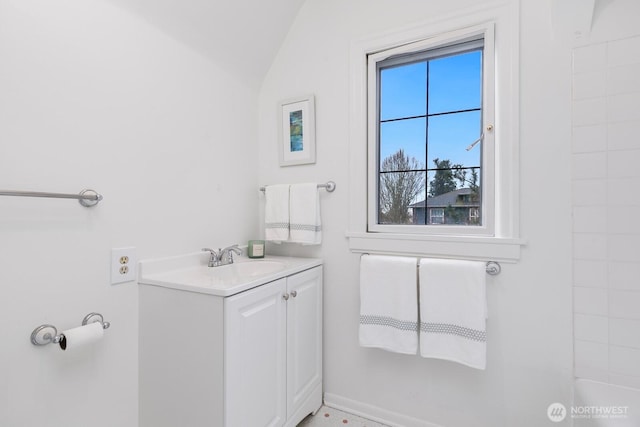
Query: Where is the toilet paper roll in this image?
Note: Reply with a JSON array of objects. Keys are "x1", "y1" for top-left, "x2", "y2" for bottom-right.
[{"x1": 59, "y1": 322, "x2": 104, "y2": 351}]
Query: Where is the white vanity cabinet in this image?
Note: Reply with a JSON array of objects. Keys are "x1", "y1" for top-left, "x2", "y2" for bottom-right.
[
  {"x1": 139, "y1": 256, "x2": 322, "y2": 427},
  {"x1": 225, "y1": 266, "x2": 323, "y2": 427}
]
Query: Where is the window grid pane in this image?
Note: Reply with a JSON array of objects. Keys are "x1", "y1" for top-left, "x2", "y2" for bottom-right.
[{"x1": 378, "y1": 43, "x2": 483, "y2": 227}]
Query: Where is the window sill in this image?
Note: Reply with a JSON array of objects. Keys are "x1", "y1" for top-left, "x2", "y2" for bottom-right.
[{"x1": 345, "y1": 231, "x2": 525, "y2": 263}]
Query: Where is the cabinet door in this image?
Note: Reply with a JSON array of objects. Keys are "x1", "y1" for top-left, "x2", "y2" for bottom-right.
[
  {"x1": 224, "y1": 278, "x2": 287, "y2": 427},
  {"x1": 286, "y1": 267, "x2": 323, "y2": 420}
]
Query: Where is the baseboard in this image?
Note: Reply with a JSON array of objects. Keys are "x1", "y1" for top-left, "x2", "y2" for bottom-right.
[{"x1": 323, "y1": 393, "x2": 443, "y2": 427}]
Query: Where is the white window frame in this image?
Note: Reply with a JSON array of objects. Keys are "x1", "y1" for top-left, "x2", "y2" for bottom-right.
[
  {"x1": 368, "y1": 28, "x2": 493, "y2": 236},
  {"x1": 347, "y1": 3, "x2": 525, "y2": 263}
]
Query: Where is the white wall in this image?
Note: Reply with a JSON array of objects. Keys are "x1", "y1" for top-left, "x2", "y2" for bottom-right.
[
  {"x1": 0, "y1": 1, "x2": 259, "y2": 426},
  {"x1": 258, "y1": 0, "x2": 574, "y2": 425},
  {"x1": 571, "y1": 0, "x2": 640, "y2": 390}
]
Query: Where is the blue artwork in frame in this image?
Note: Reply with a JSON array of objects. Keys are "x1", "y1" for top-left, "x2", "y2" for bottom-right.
[
  {"x1": 289, "y1": 110, "x2": 304, "y2": 152},
  {"x1": 279, "y1": 95, "x2": 316, "y2": 166}
]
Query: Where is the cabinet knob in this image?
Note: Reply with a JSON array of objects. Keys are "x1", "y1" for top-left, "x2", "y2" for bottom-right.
[
  {"x1": 290, "y1": 291, "x2": 297, "y2": 298},
  {"x1": 282, "y1": 293, "x2": 290, "y2": 301}
]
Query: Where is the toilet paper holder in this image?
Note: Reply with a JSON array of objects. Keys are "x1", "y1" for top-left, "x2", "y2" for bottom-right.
[{"x1": 30, "y1": 312, "x2": 110, "y2": 346}]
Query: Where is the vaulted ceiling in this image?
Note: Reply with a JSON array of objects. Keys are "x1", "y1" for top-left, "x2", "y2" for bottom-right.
[{"x1": 106, "y1": 0, "x2": 307, "y2": 88}]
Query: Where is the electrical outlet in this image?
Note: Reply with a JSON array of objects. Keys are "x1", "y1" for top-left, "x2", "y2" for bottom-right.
[{"x1": 111, "y1": 247, "x2": 137, "y2": 285}]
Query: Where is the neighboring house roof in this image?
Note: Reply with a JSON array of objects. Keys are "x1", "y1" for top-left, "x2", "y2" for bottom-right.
[{"x1": 409, "y1": 188, "x2": 479, "y2": 209}]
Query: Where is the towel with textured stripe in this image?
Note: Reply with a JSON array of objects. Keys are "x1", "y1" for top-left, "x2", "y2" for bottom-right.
[
  {"x1": 359, "y1": 255, "x2": 418, "y2": 354},
  {"x1": 264, "y1": 184, "x2": 290, "y2": 242},
  {"x1": 419, "y1": 258, "x2": 487, "y2": 369},
  {"x1": 289, "y1": 183, "x2": 322, "y2": 245}
]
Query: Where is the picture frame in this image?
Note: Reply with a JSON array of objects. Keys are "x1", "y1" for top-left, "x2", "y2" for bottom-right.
[{"x1": 278, "y1": 94, "x2": 316, "y2": 166}]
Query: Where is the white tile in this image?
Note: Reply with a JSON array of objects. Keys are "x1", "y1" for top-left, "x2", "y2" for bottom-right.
[
  {"x1": 573, "y1": 233, "x2": 607, "y2": 261},
  {"x1": 610, "y1": 290, "x2": 640, "y2": 320},
  {"x1": 609, "y1": 262, "x2": 640, "y2": 291},
  {"x1": 608, "y1": 207, "x2": 640, "y2": 234},
  {"x1": 574, "y1": 339, "x2": 609, "y2": 370},
  {"x1": 607, "y1": 149, "x2": 640, "y2": 178},
  {"x1": 573, "y1": 70, "x2": 606, "y2": 100},
  {"x1": 574, "y1": 43, "x2": 607, "y2": 73},
  {"x1": 608, "y1": 36, "x2": 640, "y2": 68},
  {"x1": 574, "y1": 286, "x2": 608, "y2": 316},
  {"x1": 608, "y1": 120, "x2": 640, "y2": 151},
  {"x1": 607, "y1": 63, "x2": 640, "y2": 95},
  {"x1": 574, "y1": 259, "x2": 607, "y2": 288},
  {"x1": 572, "y1": 152, "x2": 607, "y2": 180},
  {"x1": 609, "y1": 374, "x2": 640, "y2": 390},
  {"x1": 574, "y1": 206, "x2": 607, "y2": 233},
  {"x1": 574, "y1": 313, "x2": 608, "y2": 343},
  {"x1": 610, "y1": 345, "x2": 640, "y2": 376},
  {"x1": 573, "y1": 97, "x2": 607, "y2": 126},
  {"x1": 575, "y1": 366, "x2": 610, "y2": 383},
  {"x1": 610, "y1": 318, "x2": 640, "y2": 349},
  {"x1": 608, "y1": 92, "x2": 640, "y2": 123},
  {"x1": 608, "y1": 234, "x2": 640, "y2": 263},
  {"x1": 608, "y1": 178, "x2": 640, "y2": 206},
  {"x1": 572, "y1": 125, "x2": 607, "y2": 153},
  {"x1": 572, "y1": 179, "x2": 606, "y2": 206}
]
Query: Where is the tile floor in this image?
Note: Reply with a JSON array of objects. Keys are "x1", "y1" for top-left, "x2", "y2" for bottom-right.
[{"x1": 298, "y1": 405, "x2": 390, "y2": 427}]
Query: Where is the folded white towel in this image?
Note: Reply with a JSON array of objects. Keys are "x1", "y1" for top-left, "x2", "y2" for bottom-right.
[
  {"x1": 359, "y1": 255, "x2": 418, "y2": 355},
  {"x1": 289, "y1": 183, "x2": 322, "y2": 245},
  {"x1": 264, "y1": 184, "x2": 290, "y2": 242},
  {"x1": 418, "y1": 258, "x2": 487, "y2": 370}
]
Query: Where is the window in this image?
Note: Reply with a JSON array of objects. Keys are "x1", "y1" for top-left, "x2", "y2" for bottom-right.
[
  {"x1": 376, "y1": 39, "x2": 484, "y2": 228},
  {"x1": 429, "y1": 208, "x2": 444, "y2": 224},
  {"x1": 469, "y1": 207, "x2": 480, "y2": 224},
  {"x1": 367, "y1": 29, "x2": 494, "y2": 236},
  {"x1": 347, "y1": 7, "x2": 523, "y2": 262}
]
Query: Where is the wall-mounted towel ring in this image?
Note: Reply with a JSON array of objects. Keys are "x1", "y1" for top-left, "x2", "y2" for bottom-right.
[{"x1": 30, "y1": 312, "x2": 110, "y2": 347}]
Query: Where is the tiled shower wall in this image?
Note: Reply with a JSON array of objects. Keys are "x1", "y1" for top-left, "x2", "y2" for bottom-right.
[{"x1": 572, "y1": 34, "x2": 640, "y2": 389}]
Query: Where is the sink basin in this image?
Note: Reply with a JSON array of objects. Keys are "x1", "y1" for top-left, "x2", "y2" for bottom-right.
[{"x1": 214, "y1": 260, "x2": 286, "y2": 278}]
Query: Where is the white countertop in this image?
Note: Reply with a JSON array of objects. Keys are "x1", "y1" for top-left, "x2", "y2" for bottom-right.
[{"x1": 138, "y1": 252, "x2": 322, "y2": 297}]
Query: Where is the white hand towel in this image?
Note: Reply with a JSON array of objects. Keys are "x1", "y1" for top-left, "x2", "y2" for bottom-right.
[
  {"x1": 359, "y1": 255, "x2": 418, "y2": 355},
  {"x1": 419, "y1": 258, "x2": 487, "y2": 370},
  {"x1": 264, "y1": 184, "x2": 290, "y2": 242},
  {"x1": 289, "y1": 183, "x2": 322, "y2": 245}
]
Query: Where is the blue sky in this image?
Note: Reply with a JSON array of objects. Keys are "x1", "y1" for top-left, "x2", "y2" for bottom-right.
[{"x1": 379, "y1": 50, "x2": 482, "y2": 171}]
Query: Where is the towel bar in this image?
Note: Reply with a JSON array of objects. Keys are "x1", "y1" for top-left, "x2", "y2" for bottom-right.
[
  {"x1": 361, "y1": 254, "x2": 502, "y2": 276},
  {"x1": 259, "y1": 181, "x2": 336, "y2": 193},
  {"x1": 485, "y1": 261, "x2": 501, "y2": 275},
  {"x1": 0, "y1": 188, "x2": 102, "y2": 207}
]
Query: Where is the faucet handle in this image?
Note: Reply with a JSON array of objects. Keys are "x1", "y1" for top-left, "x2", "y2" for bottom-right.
[
  {"x1": 220, "y1": 244, "x2": 242, "y2": 264},
  {"x1": 202, "y1": 248, "x2": 220, "y2": 267}
]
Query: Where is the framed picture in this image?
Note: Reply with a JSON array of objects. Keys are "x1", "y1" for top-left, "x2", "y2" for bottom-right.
[{"x1": 278, "y1": 95, "x2": 316, "y2": 166}]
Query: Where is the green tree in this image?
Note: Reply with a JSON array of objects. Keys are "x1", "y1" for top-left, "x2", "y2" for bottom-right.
[
  {"x1": 429, "y1": 158, "x2": 461, "y2": 197},
  {"x1": 379, "y1": 149, "x2": 425, "y2": 224},
  {"x1": 453, "y1": 167, "x2": 479, "y2": 201}
]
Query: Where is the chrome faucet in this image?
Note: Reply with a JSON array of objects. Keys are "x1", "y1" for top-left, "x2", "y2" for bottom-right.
[
  {"x1": 202, "y1": 245, "x2": 242, "y2": 267},
  {"x1": 202, "y1": 248, "x2": 221, "y2": 267},
  {"x1": 219, "y1": 245, "x2": 242, "y2": 266}
]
